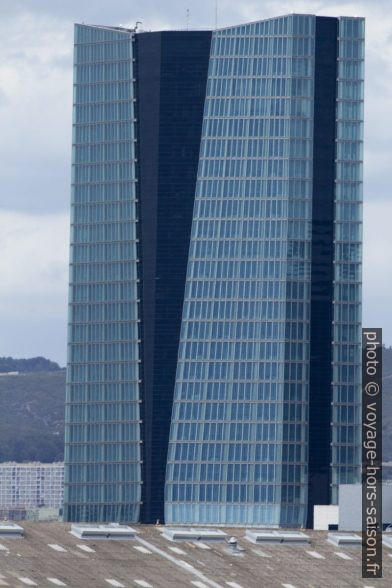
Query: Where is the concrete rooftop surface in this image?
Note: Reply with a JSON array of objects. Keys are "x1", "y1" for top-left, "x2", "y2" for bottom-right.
[{"x1": 0, "y1": 523, "x2": 391, "y2": 587}]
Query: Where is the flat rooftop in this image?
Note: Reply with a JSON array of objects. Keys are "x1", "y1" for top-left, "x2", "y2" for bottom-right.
[{"x1": 0, "y1": 523, "x2": 390, "y2": 587}]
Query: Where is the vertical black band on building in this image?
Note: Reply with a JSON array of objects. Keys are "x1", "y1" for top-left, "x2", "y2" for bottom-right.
[
  {"x1": 136, "y1": 31, "x2": 211, "y2": 523},
  {"x1": 134, "y1": 31, "x2": 162, "y2": 525},
  {"x1": 307, "y1": 17, "x2": 338, "y2": 528}
]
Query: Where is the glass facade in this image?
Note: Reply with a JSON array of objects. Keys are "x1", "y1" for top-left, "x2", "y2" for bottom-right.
[
  {"x1": 64, "y1": 25, "x2": 211, "y2": 523},
  {"x1": 64, "y1": 24, "x2": 142, "y2": 522},
  {"x1": 331, "y1": 17, "x2": 364, "y2": 502},
  {"x1": 165, "y1": 15, "x2": 364, "y2": 527}
]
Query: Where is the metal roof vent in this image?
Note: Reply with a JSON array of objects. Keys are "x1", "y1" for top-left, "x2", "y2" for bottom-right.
[
  {"x1": 0, "y1": 523, "x2": 24, "y2": 538},
  {"x1": 245, "y1": 530, "x2": 310, "y2": 544},
  {"x1": 70, "y1": 523, "x2": 137, "y2": 540},
  {"x1": 225, "y1": 536, "x2": 244, "y2": 556},
  {"x1": 162, "y1": 528, "x2": 227, "y2": 542},
  {"x1": 327, "y1": 533, "x2": 362, "y2": 547}
]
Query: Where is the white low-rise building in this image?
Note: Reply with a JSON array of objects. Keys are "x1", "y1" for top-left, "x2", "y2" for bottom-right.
[{"x1": 0, "y1": 462, "x2": 64, "y2": 510}]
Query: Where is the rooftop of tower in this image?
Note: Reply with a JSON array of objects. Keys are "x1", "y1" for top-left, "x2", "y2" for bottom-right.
[{"x1": 75, "y1": 13, "x2": 364, "y2": 35}]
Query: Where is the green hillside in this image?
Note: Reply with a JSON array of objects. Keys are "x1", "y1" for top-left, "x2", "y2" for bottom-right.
[
  {"x1": 0, "y1": 370, "x2": 65, "y2": 462},
  {"x1": 382, "y1": 347, "x2": 392, "y2": 465},
  {"x1": 0, "y1": 356, "x2": 61, "y2": 373}
]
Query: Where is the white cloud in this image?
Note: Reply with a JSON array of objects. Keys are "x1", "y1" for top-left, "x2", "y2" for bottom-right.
[
  {"x1": 0, "y1": 211, "x2": 69, "y2": 363},
  {"x1": 0, "y1": 12, "x2": 73, "y2": 212},
  {"x1": 363, "y1": 200, "x2": 392, "y2": 343},
  {"x1": 0, "y1": 210, "x2": 69, "y2": 313}
]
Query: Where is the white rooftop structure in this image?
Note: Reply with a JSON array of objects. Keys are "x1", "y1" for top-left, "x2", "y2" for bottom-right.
[
  {"x1": 327, "y1": 532, "x2": 362, "y2": 547},
  {"x1": 245, "y1": 530, "x2": 310, "y2": 544},
  {"x1": 162, "y1": 528, "x2": 227, "y2": 541},
  {"x1": 70, "y1": 523, "x2": 138, "y2": 540},
  {"x1": 0, "y1": 522, "x2": 24, "y2": 537}
]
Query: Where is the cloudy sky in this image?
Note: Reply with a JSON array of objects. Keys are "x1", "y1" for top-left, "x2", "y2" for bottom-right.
[{"x1": 0, "y1": 0, "x2": 391, "y2": 365}]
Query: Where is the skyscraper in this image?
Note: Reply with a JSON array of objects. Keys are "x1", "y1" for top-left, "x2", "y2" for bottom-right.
[
  {"x1": 65, "y1": 14, "x2": 364, "y2": 528},
  {"x1": 64, "y1": 24, "x2": 211, "y2": 523}
]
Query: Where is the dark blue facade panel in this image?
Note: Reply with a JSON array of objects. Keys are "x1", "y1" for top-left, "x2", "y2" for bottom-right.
[
  {"x1": 307, "y1": 16, "x2": 338, "y2": 527},
  {"x1": 136, "y1": 31, "x2": 211, "y2": 523}
]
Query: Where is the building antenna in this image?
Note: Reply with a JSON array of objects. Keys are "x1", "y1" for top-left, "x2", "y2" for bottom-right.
[
  {"x1": 186, "y1": 8, "x2": 190, "y2": 31},
  {"x1": 215, "y1": 0, "x2": 218, "y2": 29}
]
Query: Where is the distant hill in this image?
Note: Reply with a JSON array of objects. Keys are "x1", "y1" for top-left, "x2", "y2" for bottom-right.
[
  {"x1": 0, "y1": 356, "x2": 61, "y2": 373},
  {"x1": 382, "y1": 347, "x2": 392, "y2": 469},
  {"x1": 0, "y1": 368, "x2": 65, "y2": 462}
]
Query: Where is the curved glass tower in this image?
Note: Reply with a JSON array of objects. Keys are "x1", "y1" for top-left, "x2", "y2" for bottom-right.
[
  {"x1": 165, "y1": 14, "x2": 364, "y2": 527},
  {"x1": 64, "y1": 24, "x2": 142, "y2": 523},
  {"x1": 64, "y1": 23, "x2": 211, "y2": 523}
]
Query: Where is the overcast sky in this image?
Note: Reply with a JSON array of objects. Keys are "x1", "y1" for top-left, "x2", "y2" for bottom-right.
[{"x1": 0, "y1": 0, "x2": 391, "y2": 365}]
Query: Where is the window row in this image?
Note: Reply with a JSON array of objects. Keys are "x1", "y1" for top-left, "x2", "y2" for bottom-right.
[
  {"x1": 69, "y1": 342, "x2": 139, "y2": 363},
  {"x1": 66, "y1": 401, "x2": 139, "y2": 423},
  {"x1": 332, "y1": 383, "x2": 361, "y2": 404},
  {"x1": 73, "y1": 122, "x2": 134, "y2": 144},
  {"x1": 174, "y1": 381, "x2": 307, "y2": 402},
  {"x1": 63, "y1": 503, "x2": 139, "y2": 522},
  {"x1": 202, "y1": 115, "x2": 312, "y2": 138},
  {"x1": 71, "y1": 242, "x2": 137, "y2": 263},
  {"x1": 68, "y1": 362, "x2": 140, "y2": 383},
  {"x1": 70, "y1": 282, "x2": 138, "y2": 303},
  {"x1": 334, "y1": 222, "x2": 362, "y2": 243},
  {"x1": 67, "y1": 382, "x2": 140, "y2": 403},
  {"x1": 74, "y1": 101, "x2": 134, "y2": 123},
  {"x1": 72, "y1": 202, "x2": 136, "y2": 223},
  {"x1": 75, "y1": 25, "x2": 131, "y2": 44},
  {"x1": 184, "y1": 296, "x2": 289, "y2": 317},
  {"x1": 204, "y1": 97, "x2": 312, "y2": 118},
  {"x1": 200, "y1": 138, "x2": 313, "y2": 159},
  {"x1": 333, "y1": 304, "x2": 361, "y2": 325},
  {"x1": 179, "y1": 340, "x2": 284, "y2": 361},
  {"x1": 75, "y1": 40, "x2": 132, "y2": 64},
  {"x1": 170, "y1": 441, "x2": 305, "y2": 463},
  {"x1": 174, "y1": 400, "x2": 307, "y2": 423},
  {"x1": 213, "y1": 15, "x2": 314, "y2": 38},
  {"x1": 177, "y1": 360, "x2": 288, "y2": 382},
  {"x1": 181, "y1": 319, "x2": 286, "y2": 344},
  {"x1": 70, "y1": 314, "x2": 139, "y2": 339},
  {"x1": 213, "y1": 35, "x2": 313, "y2": 58},
  {"x1": 74, "y1": 80, "x2": 133, "y2": 103},
  {"x1": 73, "y1": 162, "x2": 134, "y2": 183},
  {"x1": 66, "y1": 463, "x2": 139, "y2": 484},
  {"x1": 196, "y1": 178, "x2": 313, "y2": 200},
  {"x1": 185, "y1": 275, "x2": 307, "y2": 300},
  {"x1": 75, "y1": 62, "x2": 133, "y2": 83},
  {"x1": 168, "y1": 462, "x2": 305, "y2": 484},
  {"x1": 72, "y1": 221, "x2": 137, "y2": 243},
  {"x1": 66, "y1": 422, "x2": 141, "y2": 443},
  {"x1": 207, "y1": 76, "x2": 313, "y2": 98},
  {"x1": 65, "y1": 482, "x2": 140, "y2": 502},
  {"x1": 73, "y1": 141, "x2": 134, "y2": 163},
  {"x1": 194, "y1": 197, "x2": 311, "y2": 220},
  {"x1": 65, "y1": 441, "x2": 140, "y2": 463},
  {"x1": 338, "y1": 39, "x2": 364, "y2": 60},
  {"x1": 70, "y1": 302, "x2": 139, "y2": 322},
  {"x1": 166, "y1": 482, "x2": 303, "y2": 504},
  {"x1": 171, "y1": 420, "x2": 306, "y2": 443}
]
